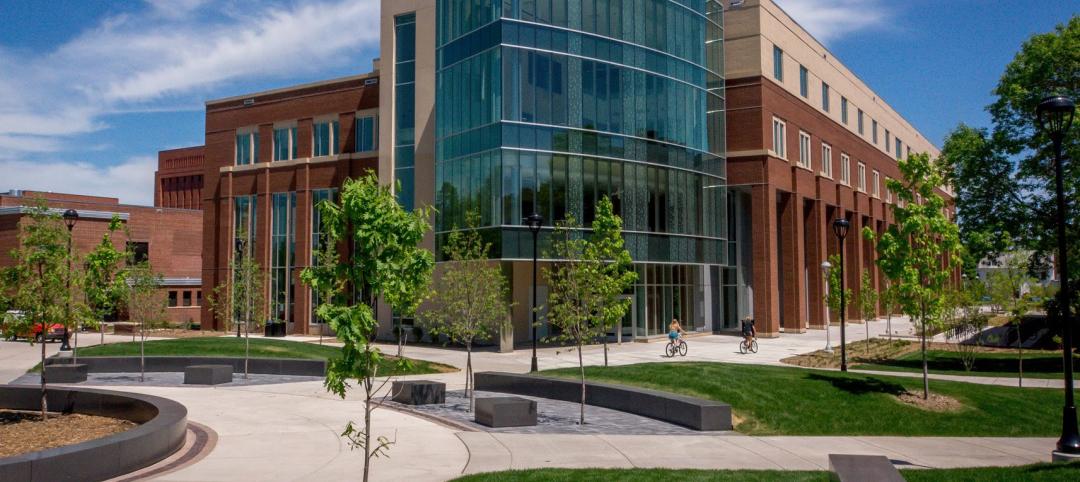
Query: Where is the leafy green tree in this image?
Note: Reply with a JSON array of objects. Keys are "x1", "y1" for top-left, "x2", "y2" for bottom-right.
[
  {"x1": 544, "y1": 214, "x2": 606, "y2": 425},
  {"x1": 299, "y1": 174, "x2": 434, "y2": 482},
  {"x1": 871, "y1": 153, "x2": 963, "y2": 400},
  {"x1": 943, "y1": 285, "x2": 989, "y2": 373},
  {"x1": 880, "y1": 277, "x2": 899, "y2": 340},
  {"x1": 586, "y1": 196, "x2": 637, "y2": 367},
  {"x1": 858, "y1": 270, "x2": 879, "y2": 354},
  {"x1": 421, "y1": 212, "x2": 512, "y2": 411},
  {"x1": 207, "y1": 234, "x2": 266, "y2": 379},
  {"x1": 82, "y1": 215, "x2": 128, "y2": 360},
  {"x1": 126, "y1": 262, "x2": 166, "y2": 382},
  {"x1": 824, "y1": 253, "x2": 850, "y2": 325},
  {"x1": 2, "y1": 201, "x2": 72, "y2": 418},
  {"x1": 988, "y1": 251, "x2": 1037, "y2": 386}
]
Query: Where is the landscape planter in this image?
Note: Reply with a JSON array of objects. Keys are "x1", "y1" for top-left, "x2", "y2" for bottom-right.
[{"x1": 264, "y1": 323, "x2": 286, "y2": 337}]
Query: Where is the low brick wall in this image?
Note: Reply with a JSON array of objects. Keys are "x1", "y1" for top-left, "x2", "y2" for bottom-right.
[
  {"x1": 46, "y1": 356, "x2": 326, "y2": 377},
  {"x1": 474, "y1": 371, "x2": 732, "y2": 431},
  {"x1": 0, "y1": 385, "x2": 188, "y2": 482}
]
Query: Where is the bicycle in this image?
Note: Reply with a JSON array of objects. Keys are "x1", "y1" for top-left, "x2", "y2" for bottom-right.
[
  {"x1": 666, "y1": 337, "x2": 688, "y2": 357},
  {"x1": 738, "y1": 337, "x2": 758, "y2": 354}
]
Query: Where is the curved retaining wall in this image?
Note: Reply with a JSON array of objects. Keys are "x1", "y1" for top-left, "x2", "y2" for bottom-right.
[
  {"x1": 0, "y1": 385, "x2": 188, "y2": 482},
  {"x1": 473, "y1": 372, "x2": 732, "y2": 431},
  {"x1": 46, "y1": 356, "x2": 326, "y2": 377}
]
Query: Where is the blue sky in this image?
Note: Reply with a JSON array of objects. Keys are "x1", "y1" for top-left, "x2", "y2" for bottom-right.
[{"x1": 0, "y1": 0, "x2": 1075, "y2": 205}]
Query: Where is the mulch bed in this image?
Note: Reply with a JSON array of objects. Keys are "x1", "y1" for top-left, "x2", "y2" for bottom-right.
[
  {"x1": 896, "y1": 391, "x2": 964, "y2": 412},
  {"x1": 0, "y1": 410, "x2": 136, "y2": 458}
]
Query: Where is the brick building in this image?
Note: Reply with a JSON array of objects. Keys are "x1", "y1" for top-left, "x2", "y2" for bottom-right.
[
  {"x1": 199, "y1": 72, "x2": 381, "y2": 333},
  {"x1": 156, "y1": 146, "x2": 205, "y2": 210},
  {"x1": 0, "y1": 190, "x2": 203, "y2": 325},
  {"x1": 722, "y1": 0, "x2": 955, "y2": 337}
]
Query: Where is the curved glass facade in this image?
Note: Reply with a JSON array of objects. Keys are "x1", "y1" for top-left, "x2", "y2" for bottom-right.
[{"x1": 434, "y1": 0, "x2": 727, "y2": 335}]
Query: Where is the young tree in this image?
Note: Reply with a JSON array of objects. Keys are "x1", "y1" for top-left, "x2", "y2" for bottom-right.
[
  {"x1": 858, "y1": 270, "x2": 879, "y2": 355},
  {"x1": 207, "y1": 235, "x2": 267, "y2": 379},
  {"x1": 299, "y1": 174, "x2": 434, "y2": 482},
  {"x1": 988, "y1": 251, "x2": 1036, "y2": 386},
  {"x1": 82, "y1": 215, "x2": 128, "y2": 361},
  {"x1": 544, "y1": 214, "x2": 605, "y2": 425},
  {"x1": 880, "y1": 277, "x2": 899, "y2": 341},
  {"x1": 587, "y1": 196, "x2": 637, "y2": 367},
  {"x1": 871, "y1": 152, "x2": 963, "y2": 400},
  {"x1": 420, "y1": 212, "x2": 512, "y2": 411},
  {"x1": 824, "y1": 253, "x2": 851, "y2": 328},
  {"x1": 126, "y1": 262, "x2": 166, "y2": 382},
  {"x1": 3, "y1": 202, "x2": 72, "y2": 419}
]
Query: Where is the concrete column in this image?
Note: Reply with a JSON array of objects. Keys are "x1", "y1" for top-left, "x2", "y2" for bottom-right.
[
  {"x1": 806, "y1": 199, "x2": 828, "y2": 329},
  {"x1": 751, "y1": 185, "x2": 780, "y2": 337},
  {"x1": 780, "y1": 192, "x2": 806, "y2": 333}
]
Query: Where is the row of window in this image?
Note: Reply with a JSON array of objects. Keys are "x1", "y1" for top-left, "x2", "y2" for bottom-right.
[
  {"x1": 773, "y1": 117, "x2": 897, "y2": 202},
  {"x1": 773, "y1": 45, "x2": 912, "y2": 161},
  {"x1": 234, "y1": 115, "x2": 377, "y2": 166},
  {"x1": 167, "y1": 290, "x2": 202, "y2": 308}
]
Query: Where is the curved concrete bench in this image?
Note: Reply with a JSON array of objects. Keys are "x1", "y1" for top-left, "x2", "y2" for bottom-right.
[
  {"x1": 473, "y1": 372, "x2": 732, "y2": 431},
  {"x1": 0, "y1": 385, "x2": 188, "y2": 482},
  {"x1": 46, "y1": 356, "x2": 326, "y2": 377}
]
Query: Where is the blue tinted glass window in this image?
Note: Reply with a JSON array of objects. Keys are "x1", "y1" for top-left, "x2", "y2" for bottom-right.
[{"x1": 773, "y1": 46, "x2": 783, "y2": 81}]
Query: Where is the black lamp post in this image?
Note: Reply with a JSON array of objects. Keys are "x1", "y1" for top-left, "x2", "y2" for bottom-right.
[
  {"x1": 61, "y1": 209, "x2": 78, "y2": 352},
  {"x1": 832, "y1": 217, "x2": 850, "y2": 372},
  {"x1": 524, "y1": 213, "x2": 543, "y2": 372},
  {"x1": 1036, "y1": 95, "x2": 1078, "y2": 458}
]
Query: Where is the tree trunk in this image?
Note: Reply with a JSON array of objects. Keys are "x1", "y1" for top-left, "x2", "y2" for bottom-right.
[
  {"x1": 887, "y1": 313, "x2": 892, "y2": 341},
  {"x1": 40, "y1": 315, "x2": 47, "y2": 421},
  {"x1": 578, "y1": 339, "x2": 586, "y2": 425},
  {"x1": 363, "y1": 378, "x2": 372, "y2": 482},
  {"x1": 73, "y1": 324, "x2": 79, "y2": 364},
  {"x1": 244, "y1": 317, "x2": 250, "y2": 380},
  {"x1": 1017, "y1": 322, "x2": 1023, "y2": 388},
  {"x1": 140, "y1": 322, "x2": 146, "y2": 382},
  {"x1": 603, "y1": 335, "x2": 609, "y2": 367},
  {"x1": 921, "y1": 312, "x2": 929, "y2": 400}
]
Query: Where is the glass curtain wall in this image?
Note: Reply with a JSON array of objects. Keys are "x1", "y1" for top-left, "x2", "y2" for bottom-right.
[
  {"x1": 395, "y1": 14, "x2": 417, "y2": 211},
  {"x1": 310, "y1": 188, "x2": 337, "y2": 324},
  {"x1": 435, "y1": 0, "x2": 727, "y2": 336},
  {"x1": 233, "y1": 195, "x2": 257, "y2": 323},
  {"x1": 271, "y1": 192, "x2": 296, "y2": 323}
]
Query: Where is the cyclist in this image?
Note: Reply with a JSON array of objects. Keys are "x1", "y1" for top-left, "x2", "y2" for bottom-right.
[
  {"x1": 668, "y1": 318, "x2": 685, "y2": 346},
  {"x1": 741, "y1": 315, "x2": 756, "y2": 348}
]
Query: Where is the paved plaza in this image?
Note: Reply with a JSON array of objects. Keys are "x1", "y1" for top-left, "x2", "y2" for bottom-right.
[{"x1": 0, "y1": 317, "x2": 1064, "y2": 481}]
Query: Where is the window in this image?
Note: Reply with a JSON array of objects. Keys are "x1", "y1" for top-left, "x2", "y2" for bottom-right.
[
  {"x1": 872, "y1": 170, "x2": 881, "y2": 198},
  {"x1": 840, "y1": 153, "x2": 851, "y2": 185},
  {"x1": 885, "y1": 179, "x2": 893, "y2": 203},
  {"x1": 273, "y1": 126, "x2": 297, "y2": 161},
  {"x1": 772, "y1": 117, "x2": 787, "y2": 159},
  {"x1": 773, "y1": 45, "x2": 784, "y2": 81},
  {"x1": 895, "y1": 138, "x2": 902, "y2": 159},
  {"x1": 312, "y1": 119, "x2": 340, "y2": 157},
  {"x1": 182, "y1": 291, "x2": 192, "y2": 307},
  {"x1": 168, "y1": 291, "x2": 178, "y2": 307},
  {"x1": 395, "y1": 13, "x2": 417, "y2": 211},
  {"x1": 270, "y1": 192, "x2": 297, "y2": 323},
  {"x1": 126, "y1": 241, "x2": 149, "y2": 265},
  {"x1": 235, "y1": 131, "x2": 258, "y2": 165},
  {"x1": 821, "y1": 143, "x2": 833, "y2": 177},
  {"x1": 355, "y1": 115, "x2": 377, "y2": 152},
  {"x1": 799, "y1": 65, "x2": 808, "y2": 97},
  {"x1": 798, "y1": 131, "x2": 812, "y2": 169},
  {"x1": 857, "y1": 109, "x2": 864, "y2": 135},
  {"x1": 841, "y1": 97, "x2": 848, "y2": 124},
  {"x1": 885, "y1": 129, "x2": 891, "y2": 152},
  {"x1": 821, "y1": 82, "x2": 830, "y2": 112},
  {"x1": 857, "y1": 162, "x2": 867, "y2": 192},
  {"x1": 311, "y1": 188, "x2": 337, "y2": 324},
  {"x1": 196, "y1": 290, "x2": 202, "y2": 306},
  {"x1": 872, "y1": 119, "x2": 878, "y2": 144}
]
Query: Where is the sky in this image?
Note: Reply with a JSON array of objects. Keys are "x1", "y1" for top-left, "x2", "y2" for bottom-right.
[{"x1": 0, "y1": 0, "x2": 1075, "y2": 205}]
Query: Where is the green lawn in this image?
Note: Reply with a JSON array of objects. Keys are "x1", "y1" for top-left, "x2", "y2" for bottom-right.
[
  {"x1": 854, "y1": 349, "x2": 1077, "y2": 379},
  {"x1": 543, "y1": 362, "x2": 1067, "y2": 436},
  {"x1": 70, "y1": 337, "x2": 456, "y2": 376},
  {"x1": 453, "y1": 463, "x2": 1080, "y2": 482}
]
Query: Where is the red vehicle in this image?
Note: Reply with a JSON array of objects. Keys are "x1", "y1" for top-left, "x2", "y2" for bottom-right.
[{"x1": 2, "y1": 311, "x2": 66, "y2": 343}]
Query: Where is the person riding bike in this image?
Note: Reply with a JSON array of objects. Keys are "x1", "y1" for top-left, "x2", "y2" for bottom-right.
[
  {"x1": 741, "y1": 315, "x2": 756, "y2": 347},
  {"x1": 668, "y1": 318, "x2": 685, "y2": 345}
]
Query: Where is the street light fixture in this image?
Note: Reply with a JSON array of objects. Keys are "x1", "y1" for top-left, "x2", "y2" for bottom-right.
[
  {"x1": 1036, "y1": 94, "x2": 1078, "y2": 459},
  {"x1": 821, "y1": 260, "x2": 833, "y2": 353},
  {"x1": 61, "y1": 209, "x2": 78, "y2": 353},
  {"x1": 832, "y1": 218, "x2": 850, "y2": 372},
  {"x1": 524, "y1": 213, "x2": 543, "y2": 373}
]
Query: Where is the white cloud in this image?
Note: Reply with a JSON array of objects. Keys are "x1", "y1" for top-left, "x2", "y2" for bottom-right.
[
  {"x1": 773, "y1": 0, "x2": 889, "y2": 43},
  {"x1": 0, "y1": 0, "x2": 381, "y2": 154},
  {"x1": 0, "y1": 157, "x2": 157, "y2": 205}
]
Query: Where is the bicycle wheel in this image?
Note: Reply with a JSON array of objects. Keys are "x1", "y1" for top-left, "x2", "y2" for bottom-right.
[
  {"x1": 738, "y1": 340, "x2": 747, "y2": 354},
  {"x1": 678, "y1": 340, "x2": 688, "y2": 356},
  {"x1": 750, "y1": 339, "x2": 759, "y2": 353},
  {"x1": 666, "y1": 342, "x2": 677, "y2": 357}
]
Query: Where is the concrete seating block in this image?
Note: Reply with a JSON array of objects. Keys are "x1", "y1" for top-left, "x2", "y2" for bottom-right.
[
  {"x1": 183, "y1": 364, "x2": 233, "y2": 385},
  {"x1": 391, "y1": 380, "x2": 446, "y2": 405},
  {"x1": 828, "y1": 454, "x2": 904, "y2": 482},
  {"x1": 44, "y1": 364, "x2": 87, "y2": 383},
  {"x1": 475, "y1": 396, "x2": 537, "y2": 428}
]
